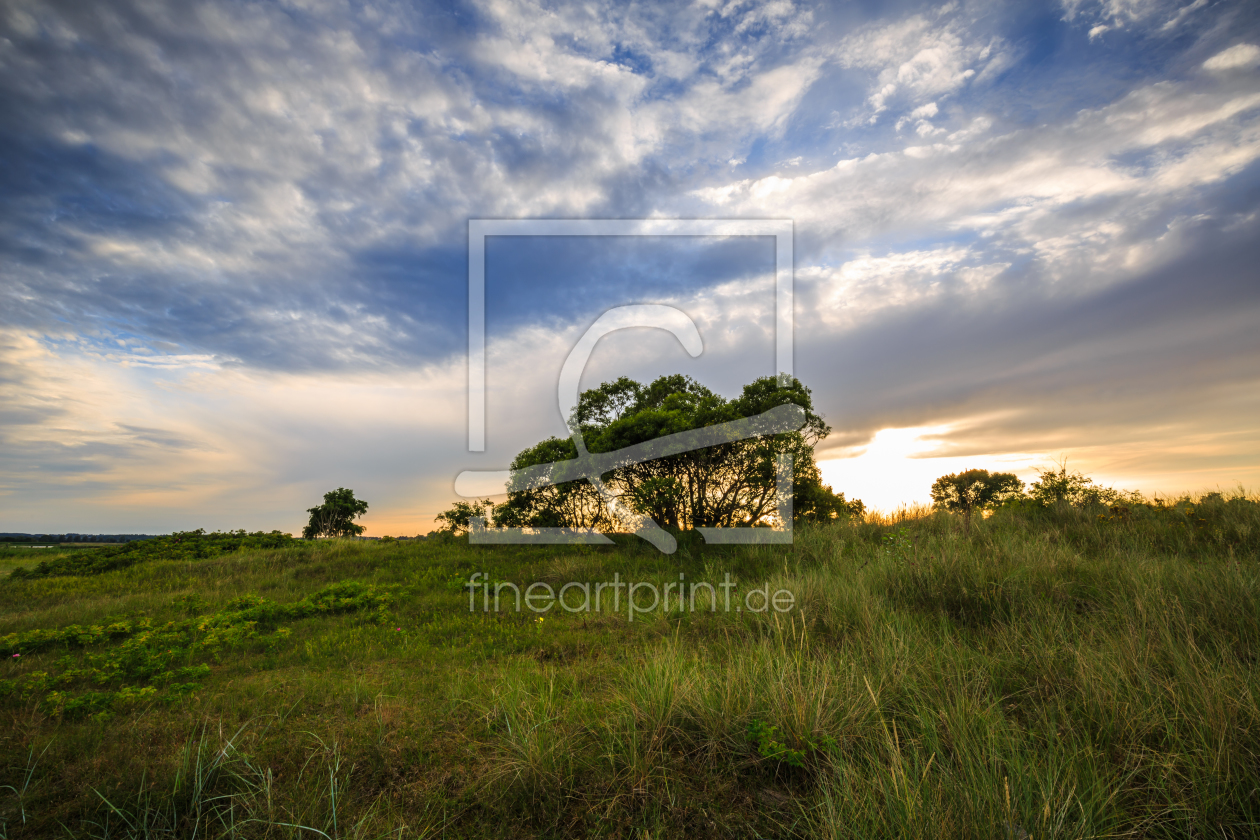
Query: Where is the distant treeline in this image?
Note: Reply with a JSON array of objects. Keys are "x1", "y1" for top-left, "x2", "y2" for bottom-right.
[{"x1": 0, "y1": 534, "x2": 156, "y2": 543}]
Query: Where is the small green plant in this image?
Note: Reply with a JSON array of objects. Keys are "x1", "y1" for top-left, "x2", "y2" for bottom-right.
[
  {"x1": 747, "y1": 718, "x2": 838, "y2": 769},
  {"x1": 882, "y1": 526, "x2": 915, "y2": 563},
  {"x1": 0, "y1": 742, "x2": 49, "y2": 838}
]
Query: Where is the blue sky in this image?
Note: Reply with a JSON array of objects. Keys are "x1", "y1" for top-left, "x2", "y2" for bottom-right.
[{"x1": 2, "y1": 0, "x2": 1258, "y2": 534}]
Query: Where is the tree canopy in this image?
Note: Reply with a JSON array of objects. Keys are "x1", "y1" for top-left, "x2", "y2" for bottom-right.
[
  {"x1": 1028, "y1": 461, "x2": 1124, "y2": 507},
  {"x1": 434, "y1": 499, "x2": 493, "y2": 535},
  {"x1": 303, "y1": 488, "x2": 369, "y2": 539},
  {"x1": 930, "y1": 469, "x2": 1024, "y2": 526},
  {"x1": 484, "y1": 374, "x2": 861, "y2": 531}
]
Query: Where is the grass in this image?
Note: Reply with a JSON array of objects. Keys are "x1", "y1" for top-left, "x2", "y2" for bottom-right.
[
  {"x1": 0, "y1": 548, "x2": 69, "y2": 580},
  {"x1": 0, "y1": 492, "x2": 1257, "y2": 838}
]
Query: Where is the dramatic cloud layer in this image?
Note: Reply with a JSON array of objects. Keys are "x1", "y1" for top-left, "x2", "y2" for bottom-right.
[{"x1": 2, "y1": 0, "x2": 1258, "y2": 530}]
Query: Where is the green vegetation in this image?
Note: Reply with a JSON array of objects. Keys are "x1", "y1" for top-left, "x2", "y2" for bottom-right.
[
  {"x1": 434, "y1": 499, "x2": 495, "y2": 535},
  {"x1": 1, "y1": 582, "x2": 391, "y2": 719},
  {"x1": 303, "y1": 488, "x2": 370, "y2": 539},
  {"x1": 930, "y1": 468, "x2": 1024, "y2": 531},
  {"x1": 483, "y1": 374, "x2": 860, "y2": 530},
  {"x1": 2, "y1": 488, "x2": 1258, "y2": 838},
  {"x1": 7, "y1": 530, "x2": 297, "y2": 580}
]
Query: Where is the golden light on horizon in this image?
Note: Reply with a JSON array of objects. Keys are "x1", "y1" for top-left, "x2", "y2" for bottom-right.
[{"x1": 817, "y1": 425, "x2": 1045, "y2": 515}]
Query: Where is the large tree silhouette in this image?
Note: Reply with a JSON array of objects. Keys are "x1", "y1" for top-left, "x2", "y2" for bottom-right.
[{"x1": 488, "y1": 374, "x2": 861, "y2": 531}]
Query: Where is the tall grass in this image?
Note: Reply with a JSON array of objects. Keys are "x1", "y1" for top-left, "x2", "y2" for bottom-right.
[{"x1": 2, "y1": 491, "x2": 1257, "y2": 838}]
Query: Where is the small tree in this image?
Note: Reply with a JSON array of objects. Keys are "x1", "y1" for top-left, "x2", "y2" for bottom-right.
[
  {"x1": 435, "y1": 499, "x2": 494, "y2": 535},
  {"x1": 930, "y1": 469, "x2": 1023, "y2": 531},
  {"x1": 1029, "y1": 460, "x2": 1120, "y2": 507},
  {"x1": 303, "y1": 488, "x2": 369, "y2": 539}
]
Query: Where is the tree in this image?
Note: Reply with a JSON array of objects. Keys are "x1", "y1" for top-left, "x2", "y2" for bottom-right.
[
  {"x1": 1028, "y1": 460, "x2": 1121, "y2": 507},
  {"x1": 302, "y1": 488, "x2": 369, "y2": 539},
  {"x1": 795, "y1": 478, "x2": 865, "y2": 524},
  {"x1": 930, "y1": 469, "x2": 1023, "y2": 531},
  {"x1": 483, "y1": 373, "x2": 862, "y2": 531},
  {"x1": 434, "y1": 499, "x2": 494, "y2": 535}
]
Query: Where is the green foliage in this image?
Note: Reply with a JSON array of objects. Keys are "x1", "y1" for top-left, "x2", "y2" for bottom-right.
[
  {"x1": 491, "y1": 436, "x2": 588, "y2": 529},
  {"x1": 0, "y1": 582, "x2": 392, "y2": 718},
  {"x1": 435, "y1": 498, "x2": 494, "y2": 534},
  {"x1": 881, "y1": 526, "x2": 915, "y2": 562},
  {"x1": 6, "y1": 529, "x2": 296, "y2": 579},
  {"x1": 930, "y1": 469, "x2": 1025, "y2": 525},
  {"x1": 302, "y1": 487, "x2": 369, "y2": 539},
  {"x1": 625, "y1": 475, "x2": 684, "y2": 520},
  {"x1": 481, "y1": 373, "x2": 862, "y2": 531},
  {"x1": 794, "y1": 477, "x2": 864, "y2": 523},
  {"x1": 747, "y1": 718, "x2": 838, "y2": 769},
  {"x1": 1028, "y1": 461, "x2": 1125, "y2": 507}
]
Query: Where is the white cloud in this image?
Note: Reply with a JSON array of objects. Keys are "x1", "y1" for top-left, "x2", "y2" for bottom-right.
[
  {"x1": 1203, "y1": 44, "x2": 1260, "y2": 72},
  {"x1": 833, "y1": 13, "x2": 1007, "y2": 122},
  {"x1": 691, "y1": 74, "x2": 1260, "y2": 295},
  {"x1": 1160, "y1": 0, "x2": 1206, "y2": 32},
  {"x1": 797, "y1": 247, "x2": 1009, "y2": 329},
  {"x1": 1062, "y1": 0, "x2": 1156, "y2": 25},
  {"x1": 1066, "y1": 0, "x2": 1207, "y2": 36},
  {"x1": 910, "y1": 101, "x2": 940, "y2": 119},
  {"x1": 896, "y1": 100, "x2": 941, "y2": 132},
  {"x1": 3, "y1": 0, "x2": 827, "y2": 292}
]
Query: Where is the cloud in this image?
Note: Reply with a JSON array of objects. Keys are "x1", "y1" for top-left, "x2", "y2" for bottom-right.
[
  {"x1": 1064, "y1": 0, "x2": 1214, "y2": 37},
  {"x1": 832, "y1": 11, "x2": 1008, "y2": 123},
  {"x1": 691, "y1": 70, "x2": 1260, "y2": 296},
  {"x1": 1204, "y1": 43, "x2": 1260, "y2": 71},
  {"x1": 0, "y1": 0, "x2": 823, "y2": 371},
  {"x1": 798, "y1": 247, "x2": 1009, "y2": 329},
  {"x1": 0, "y1": 248, "x2": 779, "y2": 533},
  {"x1": 804, "y1": 215, "x2": 1260, "y2": 506},
  {"x1": 0, "y1": 325, "x2": 477, "y2": 533},
  {"x1": 2, "y1": 0, "x2": 1259, "y2": 528},
  {"x1": 1062, "y1": 0, "x2": 1158, "y2": 27}
]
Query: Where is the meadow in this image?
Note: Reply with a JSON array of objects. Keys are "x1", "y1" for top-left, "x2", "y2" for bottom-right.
[{"x1": 1, "y1": 493, "x2": 1258, "y2": 839}]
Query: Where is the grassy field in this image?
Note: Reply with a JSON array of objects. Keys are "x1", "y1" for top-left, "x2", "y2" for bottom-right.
[{"x1": 1, "y1": 495, "x2": 1258, "y2": 839}]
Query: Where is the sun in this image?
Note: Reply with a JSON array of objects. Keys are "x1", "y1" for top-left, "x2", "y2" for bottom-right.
[{"x1": 817, "y1": 424, "x2": 1044, "y2": 514}]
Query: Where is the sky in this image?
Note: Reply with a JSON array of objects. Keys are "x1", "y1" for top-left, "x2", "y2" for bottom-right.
[{"x1": 1, "y1": 0, "x2": 1258, "y2": 535}]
